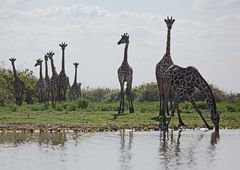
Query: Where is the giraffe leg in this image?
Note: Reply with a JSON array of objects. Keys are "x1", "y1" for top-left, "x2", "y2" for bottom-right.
[
  {"x1": 177, "y1": 105, "x2": 185, "y2": 127},
  {"x1": 118, "y1": 82, "x2": 124, "y2": 114},
  {"x1": 167, "y1": 88, "x2": 184, "y2": 128},
  {"x1": 157, "y1": 78, "x2": 163, "y2": 117},
  {"x1": 16, "y1": 97, "x2": 19, "y2": 105},
  {"x1": 160, "y1": 80, "x2": 166, "y2": 118},
  {"x1": 189, "y1": 97, "x2": 213, "y2": 130},
  {"x1": 20, "y1": 97, "x2": 23, "y2": 106},
  {"x1": 58, "y1": 88, "x2": 62, "y2": 102},
  {"x1": 127, "y1": 82, "x2": 134, "y2": 113},
  {"x1": 168, "y1": 88, "x2": 173, "y2": 116},
  {"x1": 63, "y1": 88, "x2": 66, "y2": 101},
  {"x1": 51, "y1": 90, "x2": 54, "y2": 107},
  {"x1": 122, "y1": 85, "x2": 125, "y2": 113}
]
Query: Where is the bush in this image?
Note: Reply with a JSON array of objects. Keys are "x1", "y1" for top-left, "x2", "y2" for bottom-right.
[
  {"x1": 226, "y1": 105, "x2": 237, "y2": 112},
  {"x1": 67, "y1": 103, "x2": 77, "y2": 111},
  {"x1": 7, "y1": 104, "x2": 17, "y2": 112},
  {"x1": 140, "y1": 107, "x2": 146, "y2": 113},
  {"x1": 100, "y1": 103, "x2": 118, "y2": 111},
  {"x1": 77, "y1": 99, "x2": 89, "y2": 109},
  {"x1": 31, "y1": 104, "x2": 47, "y2": 111},
  {"x1": 196, "y1": 101, "x2": 208, "y2": 110},
  {"x1": 55, "y1": 104, "x2": 64, "y2": 111},
  {"x1": 181, "y1": 102, "x2": 192, "y2": 111},
  {"x1": 134, "y1": 82, "x2": 159, "y2": 102}
]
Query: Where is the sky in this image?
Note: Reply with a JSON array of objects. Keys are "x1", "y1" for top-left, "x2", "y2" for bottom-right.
[{"x1": 0, "y1": 0, "x2": 240, "y2": 93}]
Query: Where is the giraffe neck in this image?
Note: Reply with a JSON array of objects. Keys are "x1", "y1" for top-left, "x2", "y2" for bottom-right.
[
  {"x1": 164, "y1": 29, "x2": 173, "y2": 63},
  {"x1": 11, "y1": 63, "x2": 17, "y2": 78},
  {"x1": 50, "y1": 59, "x2": 56, "y2": 76},
  {"x1": 74, "y1": 65, "x2": 78, "y2": 83},
  {"x1": 123, "y1": 42, "x2": 129, "y2": 63},
  {"x1": 45, "y1": 59, "x2": 49, "y2": 79},
  {"x1": 196, "y1": 73, "x2": 217, "y2": 115},
  {"x1": 39, "y1": 63, "x2": 43, "y2": 79},
  {"x1": 61, "y1": 49, "x2": 65, "y2": 73}
]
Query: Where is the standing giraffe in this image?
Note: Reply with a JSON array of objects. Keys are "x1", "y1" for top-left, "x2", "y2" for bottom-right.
[
  {"x1": 9, "y1": 58, "x2": 25, "y2": 105},
  {"x1": 164, "y1": 65, "x2": 220, "y2": 131},
  {"x1": 47, "y1": 51, "x2": 58, "y2": 106},
  {"x1": 78, "y1": 83, "x2": 82, "y2": 97},
  {"x1": 44, "y1": 54, "x2": 50, "y2": 102},
  {"x1": 155, "y1": 17, "x2": 182, "y2": 128},
  {"x1": 69, "y1": 62, "x2": 81, "y2": 100},
  {"x1": 34, "y1": 59, "x2": 47, "y2": 104},
  {"x1": 58, "y1": 42, "x2": 70, "y2": 101},
  {"x1": 117, "y1": 33, "x2": 134, "y2": 114}
]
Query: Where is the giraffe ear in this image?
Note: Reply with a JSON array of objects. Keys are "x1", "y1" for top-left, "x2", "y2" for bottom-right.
[
  {"x1": 173, "y1": 19, "x2": 175, "y2": 23},
  {"x1": 164, "y1": 19, "x2": 167, "y2": 22}
]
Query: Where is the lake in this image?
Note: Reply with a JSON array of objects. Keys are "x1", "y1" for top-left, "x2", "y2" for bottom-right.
[{"x1": 0, "y1": 129, "x2": 239, "y2": 170}]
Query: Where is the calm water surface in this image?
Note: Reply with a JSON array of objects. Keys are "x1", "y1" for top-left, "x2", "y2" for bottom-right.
[{"x1": 0, "y1": 130, "x2": 239, "y2": 170}]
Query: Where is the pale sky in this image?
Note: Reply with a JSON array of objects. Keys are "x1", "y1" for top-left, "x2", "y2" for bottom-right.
[{"x1": 0, "y1": 0, "x2": 240, "y2": 93}]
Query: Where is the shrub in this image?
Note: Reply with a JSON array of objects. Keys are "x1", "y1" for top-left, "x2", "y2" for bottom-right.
[
  {"x1": 101, "y1": 104, "x2": 118, "y2": 111},
  {"x1": 196, "y1": 101, "x2": 208, "y2": 110},
  {"x1": 226, "y1": 105, "x2": 237, "y2": 112},
  {"x1": 77, "y1": 99, "x2": 89, "y2": 109},
  {"x1": 181, "y1": 102, "x2": 192, "y2": 111},
  {"x1": 7, "y1": 104, "x2": 17, "y2": 112},
  {"x1": 140, "y1": 107, "x2": 146, "y2": 113},
  {"x1": 31, "y1": 104, "x2": 47, "y2": 111},
  {"x1": 67, "y1": 103, "x2": 77, "y2": 111},
  {"x1": 63, "y1": 103, "x2": 68, "y2": 109},
  {"x1": 55, "y1": 104, "x2": 64, "y2": 111}
]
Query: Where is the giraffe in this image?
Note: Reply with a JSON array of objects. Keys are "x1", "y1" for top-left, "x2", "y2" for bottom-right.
[
  {"x1": 44, "y1": 54, "x2": 50, "y2": 102},
  {"x1": 69, "y1": 62, "x2": 81, "y2": 100},
  {"x1": 58, "y1": 42, "x2": 70, "y2": 101},
  {"x1": 78, "y1": 83, "x2": 82, "y2": 97},
  {"x1": 47, "y1": 51, "x2": 58, "y2": 106},
  {"x1": 34, "y1": 59, "x2": 47, "y2": 104},
  {"x1": 9, "y1": 58, "x2": 25, "y2": 105},
  {"x1": 164, "y1": 65, "x2": 220, "y2": 131},
  {"x1": 155, "y1": 16, "x2": 183, "y2": 128},
  {"x1": 117, "y1": 33, "x2": 134, "y2": 114}
]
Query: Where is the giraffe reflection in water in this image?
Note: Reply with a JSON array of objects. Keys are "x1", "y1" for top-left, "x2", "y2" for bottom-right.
[
  {"x1": 0, "y1": 132, "x2": 67, "y2": 147},
  {"x1": 159, "y1": 130, "x2": 220, "y2": 169},
  {"x1": 119, "y1": 131, "x2": 133, "y2": 170}
]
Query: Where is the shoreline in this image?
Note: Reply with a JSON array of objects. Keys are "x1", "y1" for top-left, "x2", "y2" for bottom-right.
[{"x1": 0, "y1": 123, "x2": 229, "y2": 133}]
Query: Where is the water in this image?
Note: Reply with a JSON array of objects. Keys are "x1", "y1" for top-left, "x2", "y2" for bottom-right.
[{"x1": 0, "y1": 130, "x2": 239, "y2": 170}]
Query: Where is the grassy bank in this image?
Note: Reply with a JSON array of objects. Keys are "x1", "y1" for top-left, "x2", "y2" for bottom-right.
[{"x1": 0, "y1": 101, "x2": 240, "y2": 131}]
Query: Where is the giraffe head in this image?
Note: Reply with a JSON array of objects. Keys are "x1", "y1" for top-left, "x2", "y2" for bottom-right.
[
  {"x1": 9, "y1": 57, "x2": 16, "y2": 63},
  {"x1": 211, "y1": 110, "x2": 221, "y2": 131},
  {"x1": 44, "y1": 54, "x2": 49, "y2": 61},
  {"x1": 117, "y1": 33, "x2": 129, "y2": 45},
  {"x1": 165, "y1": 16, "x2": 175, "y2": 30},
  {"x1": 34, "y1": 59, "x2": 43, "y2": 67},
  {"x1": 47, "y1": 51, "x2": 55, "y2": 60},
  {"x1": 59, "y1": 42, "x2": 68, "y2": 50},
  {"x1": 73, "y1": 62, "x2": 79, "y2": 67}
]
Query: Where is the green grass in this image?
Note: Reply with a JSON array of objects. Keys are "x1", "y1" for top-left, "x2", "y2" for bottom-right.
[{"x1": 0, "y1": 101, "x2": 239, "y2": 129}]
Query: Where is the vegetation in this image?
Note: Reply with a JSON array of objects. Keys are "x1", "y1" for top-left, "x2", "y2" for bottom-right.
[
  {"x1": 1, "y1": 65, "x2": 240, "y2": 131},
  {"x1": 0, "y1": 101, "x2": 240, "y2": 130}
]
